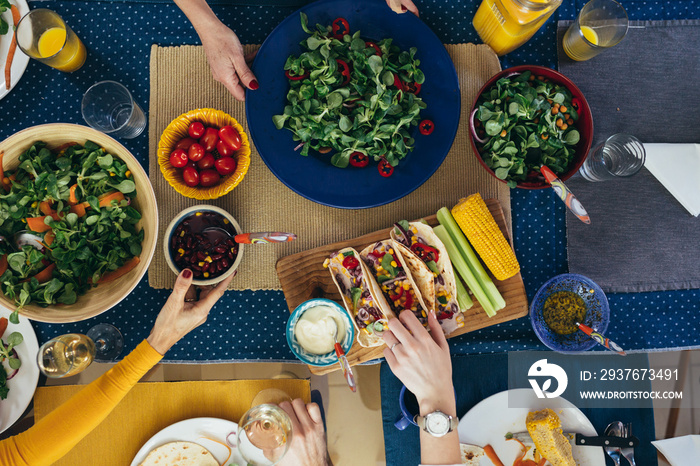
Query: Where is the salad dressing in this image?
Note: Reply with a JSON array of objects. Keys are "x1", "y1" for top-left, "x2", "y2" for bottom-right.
[
  {"x1": 542, "y1": 291, "x2": 587, "y2": 335},
  {"x1": 294, "y1": 305, "x2": 346, "y2": 355}
]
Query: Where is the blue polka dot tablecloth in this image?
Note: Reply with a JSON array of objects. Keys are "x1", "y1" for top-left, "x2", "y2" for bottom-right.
[{"x1": 1, "y1": 0, "x2": 699, "y2": 362}]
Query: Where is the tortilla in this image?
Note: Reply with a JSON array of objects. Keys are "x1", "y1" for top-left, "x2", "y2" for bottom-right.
[
  {"x1": 391, "y1": 221, "x2": 464, "y2": 334},
  {"x1": 460, "y1": 444, "x2": 485, "y2": 465},
  {"x1": 325, "y1": 247, "x2": 393, "y2": 347},
  {"x1": 359, "y1": 240, "x2": 430, "y2": 326},
  {"x1": 139, "y1": 441, "x2": 218, "y2": 466}
]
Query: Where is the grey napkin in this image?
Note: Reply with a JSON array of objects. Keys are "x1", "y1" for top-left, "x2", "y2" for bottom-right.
[{"x1": 557, "y1": 20, "x2": 700, "y2": 293}]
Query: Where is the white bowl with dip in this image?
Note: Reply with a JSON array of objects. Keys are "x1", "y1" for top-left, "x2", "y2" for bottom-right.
[{"x1": 286, "y1": 298, "x2": 355, "y2": 367}]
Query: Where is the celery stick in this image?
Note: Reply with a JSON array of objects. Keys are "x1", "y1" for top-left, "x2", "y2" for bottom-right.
[
  {"x1": 434, "y1": 225, "x2": 497, "y2": 317},
  {"x1": 455, "y1": 274, "x2": 474, "y2": 310},
  {"x1": 436, "y1": 207, "x2": 506, "y2": 312}
]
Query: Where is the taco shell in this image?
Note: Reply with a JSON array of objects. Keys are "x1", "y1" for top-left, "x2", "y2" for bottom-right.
[{"x1": 325, "y1": 247, "x2": 393, "y2": 347}]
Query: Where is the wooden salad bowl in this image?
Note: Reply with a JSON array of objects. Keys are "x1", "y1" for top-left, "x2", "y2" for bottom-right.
[{"x1": 0, "y1": 124, "x2": 158, "y2": 323}]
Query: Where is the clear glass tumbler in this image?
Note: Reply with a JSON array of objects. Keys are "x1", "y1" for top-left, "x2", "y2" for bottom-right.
[
  {"x1": 563, "y1": 0, "x2": 629, "y2": 61},
  {"x1": 236, "y1": 404, "x2": 293, "y2": 466},
  {"x1": 15, "y1": 9, "x2": 87, "y2": 72},
  {"x1": 579, "y1": 134, "x2": 646, "y2": 182},
  {"x1": 81, "y1": 81, "x2": 147, "y2": 139}
]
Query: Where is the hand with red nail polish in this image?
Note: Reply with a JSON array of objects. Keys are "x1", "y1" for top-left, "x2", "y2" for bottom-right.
[
  {"x1": 147, "y1": 269, "x2": 235, "y2": 354},
  {"x1": 174, "y1": 0, "x2": 259, "y2": 101},
  {"x1": 386, "y1": 0, "x2": 420, "y2": 16}
]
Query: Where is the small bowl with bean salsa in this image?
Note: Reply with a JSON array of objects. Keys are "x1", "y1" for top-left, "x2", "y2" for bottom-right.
[
  {"x1": 164, "y1": 206, "x2": 243, "y2": 286},
  {"x1": 530, "y1": 273, "x2": 609, "y2": 353}
]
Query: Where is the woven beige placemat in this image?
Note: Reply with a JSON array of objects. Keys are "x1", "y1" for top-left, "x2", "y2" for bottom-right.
[{"x1": 148, "y1": 43, "x2": 507, "y2": 291}]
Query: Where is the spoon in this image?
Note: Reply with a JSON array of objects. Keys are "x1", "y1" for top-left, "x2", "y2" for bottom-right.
[
  {"x1": 202, "y1": 227, "x2": 296, "y2": 244},
  {"x1": 576, "y1": 322, "x2": 626, "y2": 356},
  {"x1": 604, "y1": 421, "x2": 624, "y2": 466},
  {"x1": 331, "y1": 320, "x2": 356, "y2": 393},
  {"x1": 541, "y1": 166, "x2": 591, "y2": 224}
]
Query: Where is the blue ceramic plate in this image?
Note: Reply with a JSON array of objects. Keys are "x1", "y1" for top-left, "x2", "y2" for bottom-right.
[
  {"x1": 530, "y1": 273, "x2": 610, "y2": 353},
  {"x1": 286, "y1": 298, "x2": 354, "y2": 367},
  {"x1": 245, "y1": 0, "x2": 460, "y2": 209}
]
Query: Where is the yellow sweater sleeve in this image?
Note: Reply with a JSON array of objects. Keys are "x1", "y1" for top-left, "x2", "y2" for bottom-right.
[{"x1": 0, "y1": 339, "x2": 163, "y2": 466}]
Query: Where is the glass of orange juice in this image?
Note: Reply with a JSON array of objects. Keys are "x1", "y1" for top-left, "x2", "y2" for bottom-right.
[
  {"x1": 563, "y1": 0, "x2": 628, "y2": 61},
  {"x1": 15, "y1": 8, "x2": 86, "y2": 72}
]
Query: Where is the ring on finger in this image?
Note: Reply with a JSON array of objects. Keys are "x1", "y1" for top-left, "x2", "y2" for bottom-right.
[{"x1": 390, "y1": 342, "x2": 401, "y2": 351}]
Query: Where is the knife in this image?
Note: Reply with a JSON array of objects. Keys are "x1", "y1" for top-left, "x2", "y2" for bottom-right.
[
  {"x1": 540, "y1": 166, "x2": 591, "y2": 224},
  {"x1": 508, "y1": 431, "x2": 639, "y2": 448}
]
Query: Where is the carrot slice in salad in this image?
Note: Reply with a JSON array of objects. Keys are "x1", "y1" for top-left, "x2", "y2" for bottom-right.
[{"x1": 96, "y1": 256, "x2": 140, "y2": 284}]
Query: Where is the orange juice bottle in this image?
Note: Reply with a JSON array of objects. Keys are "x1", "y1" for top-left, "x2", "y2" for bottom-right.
[{"x1": 473, "y1": 0, "x2": 562, "y2": 56}]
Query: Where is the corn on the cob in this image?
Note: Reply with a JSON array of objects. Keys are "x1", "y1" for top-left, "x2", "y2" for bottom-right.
[{"x1": 451, "y1": 194, "x2": 520, "y2": 280}]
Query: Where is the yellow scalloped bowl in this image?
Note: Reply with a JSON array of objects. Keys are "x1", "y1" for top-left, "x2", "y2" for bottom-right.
[{"x1": 158, "y1": 108, "x2": 251, "y2": 200}]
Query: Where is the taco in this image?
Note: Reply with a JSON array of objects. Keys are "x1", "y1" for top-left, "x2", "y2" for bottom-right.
[
  {"x1": 359, "y1": 240, "x2": 430, "y2": 326},
  {"x1": 391, "y1": 220, "x2": 464, "y2": 334},
  {"x1": 324, "y1": 248, "x2": 393, "y2": 347}
]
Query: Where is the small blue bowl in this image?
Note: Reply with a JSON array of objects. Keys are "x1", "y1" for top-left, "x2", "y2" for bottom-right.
[
  {"x1": 286, "y1": 298, "x2": 355, "y2": 367},
  {"x1": 530, "y1": 273, "x2": 610, "y2": 353}
]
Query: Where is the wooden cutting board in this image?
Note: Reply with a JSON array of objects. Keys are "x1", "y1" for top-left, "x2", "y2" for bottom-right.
[{"x1": 276, "y1": 198, "x2": 528, "y2": 375}]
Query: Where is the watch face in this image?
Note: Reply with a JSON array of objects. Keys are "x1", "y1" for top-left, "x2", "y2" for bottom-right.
[{"x1": 426, "y1": 412, "x2": 450, "y2": 435}]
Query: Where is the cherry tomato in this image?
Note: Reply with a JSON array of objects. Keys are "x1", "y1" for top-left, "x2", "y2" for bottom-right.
[
  {"x1": 182, "y1": 166, "x2": 200, "y2": 187},
  {"x1": 331, "y1": 17, "x2": 350, "y2": 40},
  {"x1": 200, "y1": 127, "x2": 219, "y2": 152},
  {"x1": 188, "y1": 143, "x2": 205, "y2": 162},
  {"x1": 419, "y1": 119, "x2": 435, "y2": 136},
  {"x1": 219, "y1": 126, "x2": 242, "y2": 151},
  {"x1": 169, "y1": 149, "x2": 189, "y2": 168},
  {"x1": 217, "y1": 140, "x2": 234, "y2": 157},
  {"x1": 378, "y1": 158, "x2": 394, "y2": 177},
  {"x1": 188, "y1": 122, "x2": 205, "y2": 139},
  {"x1": 197, "y1": 153, "x2": 215, "y2": 170},
  {"x1": 342, "y1": 254, "x2": 359, "y2": 269},
  {"x1": 365, "y1": 41, "x2": 382, "y2": 57},
  {"x1": 199, "y1": 169, "x2": 221, "y2": 187},
  {"x1": 349, "y1": 151, "x2": 369, "y2": 168},
  {"x1": 215, "y1": 157, "x2": 237, "y2": 176},
  {"x1": 175, "y1": 137, "x2": 197, "y2": 151}
]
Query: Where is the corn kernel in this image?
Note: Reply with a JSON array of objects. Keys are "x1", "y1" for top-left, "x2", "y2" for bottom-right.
[
  {"x1": 223, "y1": 219, "x2": 229, "y2": 224},
  {"x1": 31, "y1": 201, "x2": 38, "y2": 208},
  {"x1": 125, "y1": 170, "x2": 131, "y2": 178},
  {"x1": 390, "y1": 261, "x2": 397, "y2": 267},
  {"x1": 203, "y1": 272, "x2": 209, "y2": 278},
  {"x1": 403, "y1": 283, "x2": 410, "y2": 290},
  {"x1": 109, "y1": 172, "x2": 115, "y2": 176},
  {"x1": 195, "y1": 212, "x2": 202, "y2": 216},
  {"x1": 204, "y1": 256, "x2": 212, "y2": 263},
  {"x1": 198, "y1": 262, "x2": 204, "y2": 267},
  {"x1": 388, "y1": 248, "x2": 394, "y2": 254}
]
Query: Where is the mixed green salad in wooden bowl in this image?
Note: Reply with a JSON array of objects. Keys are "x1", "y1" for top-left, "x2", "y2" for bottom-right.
[{"x1": 273, "y1": 13, "x2": 428, "y2": 177}]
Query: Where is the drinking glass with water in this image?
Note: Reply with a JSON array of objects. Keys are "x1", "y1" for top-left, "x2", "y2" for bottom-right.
[
  {"x1": 579, "y1": 134, "x2": 646, "y2": 182},
  {"x1": 81, "y1": 81, "x2": 147, "y2": 139}
]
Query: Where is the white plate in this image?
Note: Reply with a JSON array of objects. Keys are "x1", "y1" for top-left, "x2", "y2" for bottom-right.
[
  {"x1": 0, "y1": 0, "x2": 30, "y2": 101},
  {"x1": 131, "y1": 417, "x2": 246, "y2": 466},
  {"x1": 0, "y1": 306, "x2": 39, "y2": 434},
  {"x1": 458, "y1": 389, "x2": 606, "y2": 466}
]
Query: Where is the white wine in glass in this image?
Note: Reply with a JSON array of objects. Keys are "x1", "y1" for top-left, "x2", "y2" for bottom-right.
[
  {"x1": 236, "y1": 404, "x2": 293, "y2": 466},
  {"x1": 37, "y1": 334, "x2": 96, "y2": 378}
]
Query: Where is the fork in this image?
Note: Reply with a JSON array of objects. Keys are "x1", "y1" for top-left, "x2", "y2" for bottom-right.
[{"x1": 621, "y1": 423, "x2": 636, "y2": 466}]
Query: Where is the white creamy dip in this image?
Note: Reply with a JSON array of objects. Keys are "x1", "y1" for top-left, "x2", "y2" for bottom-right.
[{"x1": 294, "y1": 305, "x2": 346, "y2": 355}]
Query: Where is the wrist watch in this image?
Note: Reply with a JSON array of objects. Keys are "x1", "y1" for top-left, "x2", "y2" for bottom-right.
[{"x1": 414, "y1": 410, "x2": 458, "y2": 437}]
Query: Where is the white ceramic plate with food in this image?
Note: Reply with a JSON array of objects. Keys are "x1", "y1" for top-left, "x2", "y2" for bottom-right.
[
  {"x1": 131, "y1": 417, "x2": 245, "y2": 466},
  {"x1": 458, "y1": 389, "x2": 605, "y2": 466},
  {"x1": 0, "y1": 0, "x2": 30, "y2": 100},
  {"x1": 0, "y1": 305, "x2": 40, "y2": 434}
]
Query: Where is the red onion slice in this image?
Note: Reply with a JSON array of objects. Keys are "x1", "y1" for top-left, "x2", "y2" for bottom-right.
[
  {"x1": 293, "y1": 142, "x2": 305, "y2": 151},
  {"x1": 392, "y1": 223, "x2": 411, "y2": 247},
  {"x1": 469, "y1": 108, "x2": 488, "y2": 145},
  {"x1": 6, "y1": 348, "x2": 19, "y2": 380}
]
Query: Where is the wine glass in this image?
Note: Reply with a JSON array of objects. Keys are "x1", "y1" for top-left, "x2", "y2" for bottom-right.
[
  {"x1": 37, "y1": 333, "x2": 96, "y2": 378},
  {"x1": 86, "y1": 323, "x2": 124, "y2": 361},
  {"x1": 235, "y1": 403, "x2": 293, "y2": 466}
]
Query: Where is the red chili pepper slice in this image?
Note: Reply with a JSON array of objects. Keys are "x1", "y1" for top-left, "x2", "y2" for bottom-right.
[
  {"x1": 403, "y1": 81, "x2": 421, "y2": 95},
  {"x1": 365, "y1": 41, "x2": 382, "y2": 57},
  {"x1": 285, "y1": 69, "x2": 309, "y2": 81},
  {"x1": 349, "y1": 151, "x2": 369, "y2": 167},
  {"x1": 410, "y1": 243, "x2": 440, "y2": 262},
  {"x1": 331, "y1": 17, "x2": 350, "y2": 40},
  {"x1": 336, "y1": 59, "x2": 351, "y2": 86},
  {"x1": 418, "y1": 119, "x2": 435, "y2": 136},
  {"x1": 342, "y1": 255, "x2": 359, "y2": 269},
  {"x1": 393, "y1": 73, "x2": 404, "y2": 90},
  {"x1": 378, "y1": 158, "x2": 394, "y2": 177},
  {"x1": 390, "y1": 287, "x2": 404, "y2": 301},
  {"x1": 368, "y1": 251, "x2": 386, "y2": 260}
]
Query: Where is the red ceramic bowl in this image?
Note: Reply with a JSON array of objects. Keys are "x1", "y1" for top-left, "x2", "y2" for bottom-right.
[{"x1": 469, "y1": 65, "x2": 594, "y2": 189}]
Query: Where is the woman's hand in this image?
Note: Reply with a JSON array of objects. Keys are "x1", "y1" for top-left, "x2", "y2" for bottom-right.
[
  {"x1": 199, "y1": 22, "x2": 258, "y2": 101},
  {"x1": 382, "y1": 310, "x2": 454, "y2": 413},
  {"x1": 386, "y1": 0, "x2": 420, "y2": 16},
  {"x1": 278, "y1": 399, "x2": 332, "y2": 466},
  {"x1": 147, "y1": 269, "x2": 234, "y2": 354}
]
